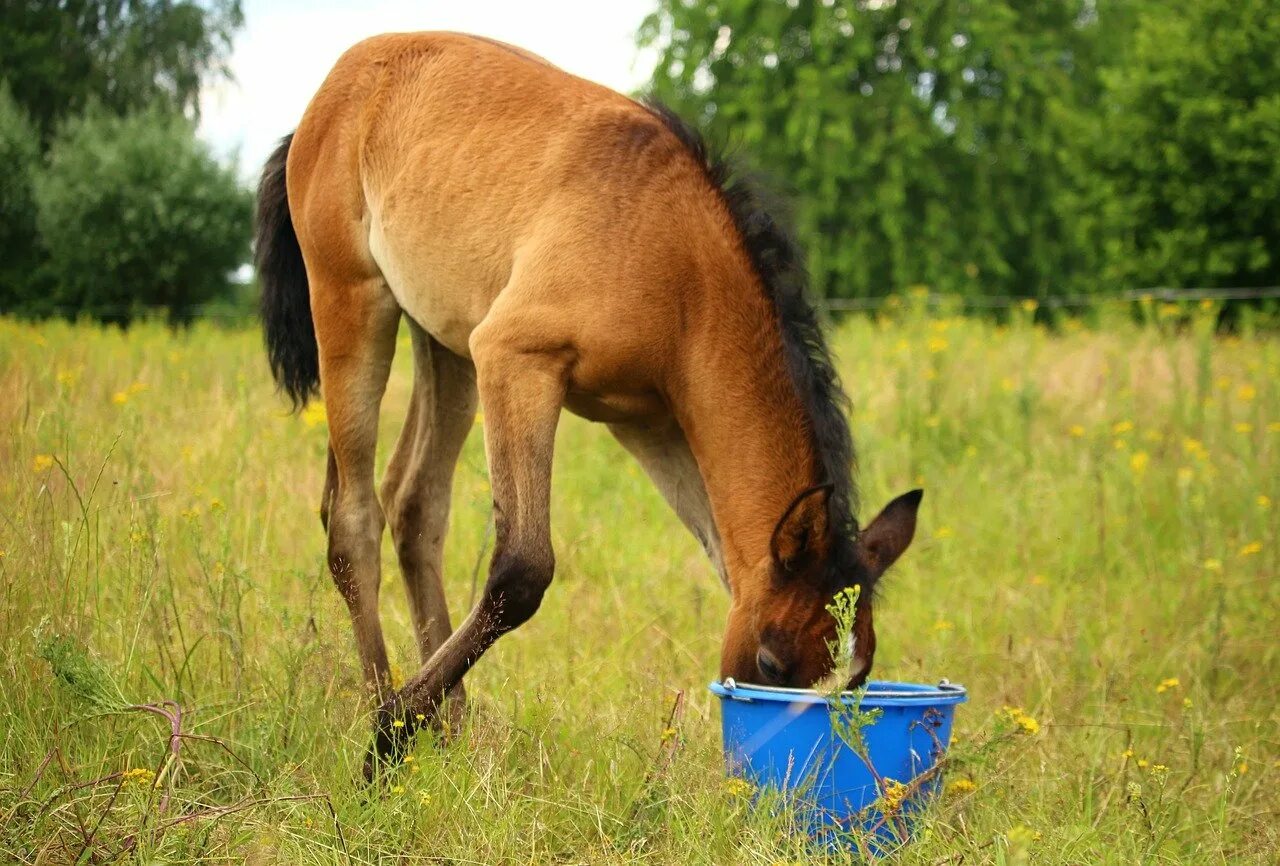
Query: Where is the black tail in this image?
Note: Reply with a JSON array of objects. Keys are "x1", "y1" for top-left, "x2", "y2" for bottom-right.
[{"x1": 255, "y1": 133, "x2": 318, "y2": 409}]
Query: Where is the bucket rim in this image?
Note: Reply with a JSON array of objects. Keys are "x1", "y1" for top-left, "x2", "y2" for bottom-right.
[{"x1": 709, "y1": 678, "x2": 968, "y2": 706}]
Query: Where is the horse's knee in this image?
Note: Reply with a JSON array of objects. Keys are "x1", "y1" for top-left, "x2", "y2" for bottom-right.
[{"x1": 483, "y1": 548, "x2": 554, "y2": 633}]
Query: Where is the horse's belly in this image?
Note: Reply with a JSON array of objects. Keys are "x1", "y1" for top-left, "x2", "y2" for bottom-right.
[{"x1": 367, "y1": 218, "x2": 495, "y2": 358}]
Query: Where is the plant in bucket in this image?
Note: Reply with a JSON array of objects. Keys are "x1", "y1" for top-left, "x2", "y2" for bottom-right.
[{"x1": 709, "y1": 586, "x2": 967, "y2": 857}]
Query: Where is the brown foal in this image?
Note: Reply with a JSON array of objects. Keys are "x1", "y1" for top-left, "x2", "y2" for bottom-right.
[{"x1": 255, "y1": 32, "x2": 922, "y2": 776}]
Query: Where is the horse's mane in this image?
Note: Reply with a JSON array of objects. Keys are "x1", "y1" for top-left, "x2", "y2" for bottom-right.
[{"x1": 642, "y1": 101, "x2": 863, "y2": 575}]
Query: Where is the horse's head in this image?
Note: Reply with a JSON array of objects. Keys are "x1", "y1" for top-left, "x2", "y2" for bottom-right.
[{"x1": 721, "y1": 488, "x2": 922, "y2": 689}]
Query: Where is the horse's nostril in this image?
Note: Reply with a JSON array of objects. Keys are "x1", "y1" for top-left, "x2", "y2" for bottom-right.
[{"x1": 756, "y1": 647, "x2": 787, "y2": 685}]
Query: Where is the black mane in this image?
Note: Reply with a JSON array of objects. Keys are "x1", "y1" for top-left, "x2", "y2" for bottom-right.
[{"x1": 643, "y1": 101, "x2": 862, "y2": 558}]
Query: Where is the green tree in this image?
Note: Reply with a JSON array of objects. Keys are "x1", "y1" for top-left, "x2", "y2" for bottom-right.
[
  {"x1": 0, "y1": 81, "x2": 42, "y2": 300},
  {"x1": 32, "y1": 106, "x2": 252, "y2": 324},
  {"x1": 0, "y1": 1, "x2": 242, "y2": 141},
  {"x1": 1093, "y1": 0, "x2": 1280, "y2": 290},
  {"x1": 640, "y1": 0, "x2": 1139, "y2": 302}
]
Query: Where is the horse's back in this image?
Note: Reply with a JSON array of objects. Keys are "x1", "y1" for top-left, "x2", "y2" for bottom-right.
[{"x1": 291, "y1": 33, "x2": 715, "y2": 406}]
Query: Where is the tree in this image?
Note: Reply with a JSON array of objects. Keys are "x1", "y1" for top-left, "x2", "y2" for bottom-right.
[
  {"x1": 0, "y1": 1, "x2": 242, "y2": 141},
  {"x1": 32, "y1": 106, "x2": 252, "y2": 324},
  {"x1": 0, "y1": 80, "x2": 41, "y2": 300},
  {"x1": 640, "y1": 1, "x2": 1140, "y2": 302},
  {"x1": 1093, "y1": 0, "x2": 1280, "y2": 290}
]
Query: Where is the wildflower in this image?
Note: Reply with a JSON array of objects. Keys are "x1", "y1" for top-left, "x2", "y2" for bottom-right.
[
  {"x1": 1068, "y1": 424, "x2": 1085, "y2": 438},
  {"x1": 1136, "y1": 758, "x2": 1149, "y2": 769},
  {"x1": 1152, "y1": 764, "x2": 1169, "y2": 776},
  {"x1": 1112, "y1": 420, "x2": 1134, "y2": 435},
  {"x1": 392, "y1": 719, "x2": 405, "y2": 728},
  {"x1": 415, "y1": 713, "x2": 426, "y2": 722},
  {"x1": 894, "y1": 338, "x2": 910, "y2": 353},
  {"x1": 419, "y1": 792, "x2": 432, "y2": 805},
  {"x1": 403, "y1": 754, "x2": 415, "y2": 763},
  {"x1": 209, "y1": 497, "x2": 225, "y2": 511},
  {"x1": 1235, "y1": 422, "x2": 1253, "y2": 434},
  {"x1": 128, "y1": 381, "x2": 148, "y2": 395},
  {"x1": 1157, "y1": 303, "x2": 1179, "y2": 319},
  {"x1": 1007, "y1": 825, "x2": 1042, "y2": 845},
  {"x1": 1235, "y1": 384, "x2": 1256, "y2": 402},
  {"x1": 1203, "y1": 558, "x2": 1222, "y2": 572},
  {"x1": 180, "y1": 507, "x2": 200, "y2": 521},
  {"x1": 723, "y1": 777, "x2": 754, "y2": 799},
  {"x1": 390, "y1": 785, "x2": 404, "y2": 795},
  {"x1": 1029, "y1": 574, "x2": 1048, "y2": 586},
  {"x1": 1183, "y1": 697, "x2": 1193, "y2": 709},
  {"x1": 1126, "y1": 781, "x2": 1142, "y2": 802},
  {"x1": 1269, "y1": 422, "x2": 1280, "y2": 433},
  {"x1": 56, "y1": 368, "x2": 79, "y2": 387},
  {"x1": 1258, "y1": 495, "x2": 1271, "y2": 509},
  {"x1": 1113, "y1": 439, "x2": 1127, "y2": 450},
  {"x1": 946, "y1": 778, "x2": 976, "y2": 796},
  {"x1": 879, "y1": 778, "x2": 908, "y2": 813},
  {"x1": 1020, "y1": 299, "x2": 1038, "y2": 314},
  {"x1": 301, "y1": 402, "x2": 327, "y2": 429},
  {"x1": 924, "y1": 415, "x2": 941, "y2": 428},
  {"x1": 32, "y1": 454, "x2": 54, "y2": 472},
  {"x1": 927, "y1": 336, "x2": 949, "y2": 353},
  {"x1": 1199, "y1": 298, "x2": 1215, "y2": 312},
  {"x1": 1156, "y1": 677, "x2": 1179, "y2": 693},
  {"x1": 1121, "y1": 748, "x2": 1134, "y2": 761},
  {"x1": 122, "y1": 767, "x2": 156, "y2": 787},
  {"x1": 1238, "y1": 541, "x2": 1262, "y2": 558},
  {"x1": 934, "y1": 526, "x2": 954, "y2": 540},
  {"x1": 933, "y1": 619, "x2": 954, "y2": 632},
  {"x1": 112, "y1": 391, "x2": 129, "y2": 405},
  {"x1": 1129, "y1": 451, "x2": 1149, "y2": 474},
  {"x1": 390, "y1": 663, "x2": 404, "y2": 688},
  {"x1": 1182, "y1": 437, "x2": 1206, "y2": 457},
  {"x1": 1000, "y1": 706, "x2": 1040, "y2": 735}
]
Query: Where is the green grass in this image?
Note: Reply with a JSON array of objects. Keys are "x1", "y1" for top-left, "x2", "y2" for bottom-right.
[{"x1": 1, "y1": 300, "x2": 1276, "y2": 864}]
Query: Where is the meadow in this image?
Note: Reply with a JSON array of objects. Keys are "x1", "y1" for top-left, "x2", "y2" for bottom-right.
[{"x1": 0, "y1": 299, "x2": 1276, "y2": 864}]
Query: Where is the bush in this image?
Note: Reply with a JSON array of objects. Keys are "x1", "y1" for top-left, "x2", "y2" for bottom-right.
[
  {"x1": 0, "y1": 80, "x2": 41, "y2": 304},
  {"x1": 33, "y1": 105, "x2": 251, "y2": 324}
]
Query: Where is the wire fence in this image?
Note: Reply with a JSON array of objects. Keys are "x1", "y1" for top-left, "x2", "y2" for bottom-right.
[{"x1": 4, "y1": 287, "x2": 1279, "y2": 322}]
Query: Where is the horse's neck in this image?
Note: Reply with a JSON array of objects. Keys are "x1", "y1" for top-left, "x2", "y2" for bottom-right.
[{"x1": 671, "y1": 296, "x2": 819, "y2": 583}]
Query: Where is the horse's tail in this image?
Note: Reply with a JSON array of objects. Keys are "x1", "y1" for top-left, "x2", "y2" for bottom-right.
[{"x1": 255, "y1": 132, "x2": 319, "y2": 409}]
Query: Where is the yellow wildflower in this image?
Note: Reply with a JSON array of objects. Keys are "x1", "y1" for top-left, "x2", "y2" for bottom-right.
[
  {"x1": 933, "y1": 526, "x2": 954, "y2": 540},
  {"x1": 301, "y1": 401, "x2": 327, "y2": 429},
  {"x1": 1121, "y1": 748, "x2": 1134, "y2": 761},
  {"x1": 1129, "y1": 451, "x2": 1149, "y2": 474},
  {"x1": 660, "y1": 726, "x2": 678, "y2": 744},
  {"x1": 723, "y1": 777, "x2": 754, "y2": 799},
  {"x1": 56, "y1": 367, "x2": 80, "y2": 387},
  {"x1": 1235, "y1": 422, "x2": 1253, "y2": 434},
  {"x1": 1020, "y1": 299, "x2": 1038, "y2": 314},
  {"x1": 1155, "y1": 677, "x2": 1179, "y2": 693},
  {"x1": 1258, "y1": 494, "x2": 1271, "y2": 509},
  {"x1": 209, "y1": 497, "x2": 225, "y2": 511},
  {"x1": 879, "y1": 778, "x2": 909, "y2": 813},
  {"x1": 390, "y1": 785, "x2": 404, "y2": 795},
  {"x1": 946, "y1": 778, "x2": 977, "y2": 796},
  {"x1": 1068, "y1": 424, "x2": 1085, "y2": 438},
  {"x1": 1000, "y1": 706, "x2": 1041, "y2": 735},
  {"x1": 403, "y1": 754, "x2": 415, "y2": 763},
  {"x1": 933, "y1": 619, "x2": 954, "y2": 632},
  {"x1": 1235, "y1": 384, "x2": 1256, "y2": 402},
  {"x1": 127, "y1": 381, "x2": 149, "y2": 394},
  {"x1": 927, "y1": 336, "x2": 949, "y2": 353},
  {"x1": 1112, "y1": 420, "x2": 1134, "y2": 435},
  {"x1": 112, "y1": 391, "x2": 129, "y2": 405},
  {"x1": 1183, "y1": 697, "x2": 1193, "y2": 709},
  {"x1": 391, "y1": 719, "x2": 405, "y2": 728},
  {"x1": 1029, "y1": 574, "x2": 1048, "y2": 586},
  {"x1": 415, "y1": 713, "x2": 426, "y2": 722},
  {"x1": 419, "y1": 792, "x2": 432, "y2": 805},
  {"x1": 1269, "y1": 422, "x2": 1280, "y2": 433},
  {"x1": 1137, "y1": 758, "x2": 1149, "y2": 769},
  {"x1": 32, "y1": 454, "x2": 54, "y2": 472},
  {"x1": 1238, "y1": 541, "x2": 1262, "y2": 558}
]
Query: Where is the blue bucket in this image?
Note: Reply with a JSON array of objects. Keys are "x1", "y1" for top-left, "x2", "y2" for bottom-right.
[{"x1": 709, "y1": 679, "x2": 967, "y2": 852}]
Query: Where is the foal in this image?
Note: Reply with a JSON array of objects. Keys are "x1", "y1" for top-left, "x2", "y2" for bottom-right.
[{"x1": 255, "y1": 33, "x2": 922, "y2": 773}]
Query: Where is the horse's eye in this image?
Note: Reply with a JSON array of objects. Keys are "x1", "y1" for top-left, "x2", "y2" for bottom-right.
[{"x1": 756, "y1": 647, "x2": 787, "y2": 685}]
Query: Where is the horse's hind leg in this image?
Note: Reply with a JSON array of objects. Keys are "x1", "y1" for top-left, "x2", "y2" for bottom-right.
[
  {"x1": 313, "y1": 276, "x2": 401, "y2": 696},
  {"x1": 380, "y1": 323, "x2": 476, "y2": 719}
]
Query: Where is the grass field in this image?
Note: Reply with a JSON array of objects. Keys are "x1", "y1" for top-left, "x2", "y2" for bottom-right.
[{"x1": 1, "y1": 300, "x2": 1276, "y2": 864}]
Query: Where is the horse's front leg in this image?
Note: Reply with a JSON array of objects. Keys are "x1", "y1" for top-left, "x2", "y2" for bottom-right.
[{"x1": 365, "y1": 315, "x2": 568, "y2": 778}]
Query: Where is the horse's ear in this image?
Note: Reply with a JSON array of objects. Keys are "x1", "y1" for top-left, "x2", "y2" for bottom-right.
[
  {"x1": 860, "y1": 489, "x2": 923, "y2": 577},
  {"x1": 771, "y1": 484, "x2": 832, "y2": 572}
]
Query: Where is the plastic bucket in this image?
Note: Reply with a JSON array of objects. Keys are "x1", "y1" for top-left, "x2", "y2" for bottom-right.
[{"x1": 709, "y1": 679, "x2": 967, "y2": 852}]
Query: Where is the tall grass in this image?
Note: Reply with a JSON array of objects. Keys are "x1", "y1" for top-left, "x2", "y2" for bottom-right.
[{"x1": 0, "y1": 300, "x2": 1275, "y2": 863}]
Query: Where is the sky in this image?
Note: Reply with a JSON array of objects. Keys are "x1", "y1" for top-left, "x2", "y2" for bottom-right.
[{"x1": 198, "y1": 0, "x2": 659, "y2": 179}]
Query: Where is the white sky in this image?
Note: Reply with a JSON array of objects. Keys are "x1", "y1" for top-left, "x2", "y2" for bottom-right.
[{"x1": 198, "y1": 0, "x2": 659, "y2": 179}]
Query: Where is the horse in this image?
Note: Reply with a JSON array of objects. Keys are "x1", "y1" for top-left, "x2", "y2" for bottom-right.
[{"x1": 254, "y1": 32, "x2": 922, "y2": 776}]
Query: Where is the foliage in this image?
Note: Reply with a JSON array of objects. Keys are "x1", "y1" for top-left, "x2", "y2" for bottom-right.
[
  {"x1": 0, "y1": 0, "x2": 243, "y2": 141},
  {"x1": 0, "y1": 309, "x2": 1275, "y2": 862},
  {"x1": 30, "y1": 106, "x2": 252, "y2": 324},
  {"x1": 640, "y1": 0, "x2": 1278, "y2": 301},
  {"x1": 1092, "y1": 0, "x2": 1280, "y2": 290},
  {"x1": 0, "y1": 80, "x2": 41, "y2": 300}
]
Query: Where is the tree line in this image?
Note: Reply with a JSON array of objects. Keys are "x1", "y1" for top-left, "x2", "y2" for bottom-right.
[
  {"x1": 641, "y1": 0, "x2": 1280, "y2": 303},
  {"x1": 1, "y1": 1, "x2": 1277, "y2": 323},
  {"x1": 0, "y1": 1, "x2": 248, "y2": 324}
]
